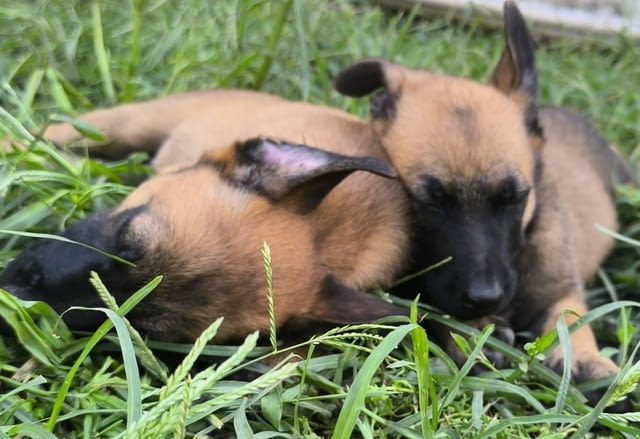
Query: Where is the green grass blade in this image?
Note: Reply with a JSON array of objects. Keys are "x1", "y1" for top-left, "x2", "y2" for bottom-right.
[
  {"x1": 87, "y1": 272, "x2": 143, "y2": 426},
  {"x1": 474, "y1": 413, "x2": 580, "y2": 439},
  {"x1": 46, "y1": 275, "x2": 162, "y2": 431},
  {"x1": 0, "y1": 290, "x2": 65, "y2": 366},
  {"x1": 253, "y1": 0, "x2": 293, "y2": 89},
  {"x1": 0, "y1": 230, "x2": 136, "y2": 267},
  {"x1": 121, "y1": 0, "x2": 147, "y2": 101},
  {"x1": 553, "y1": 317, "x2": 572, "y2": 413},
  {"x1": 440, "y1": 324, "x2": 494, "y2": 409},
  {"x1": 4, "y1": 422, "x2": 59, "y2": 439},
  {"x1": 91, "y1": 1, "x2": 115, "y2": 102},
  {"x1": 260, "y1": 384, "x2": 283, "y2": 430},
  {"x1": 159, "y1": 317, "x2": 223, "y2": 400},
  {"x1": 44, "y1": 68, "x2": 73, "y2": 114},
  {"x1": 174, "y1": 374, "x2": 191, "y2": 439},
  {"x1": 0, "y1": 375, "x2": 47, "y2": 406},
  {"x1": 70, "y1": 304, "x2": 143, "y2": 426},
  {"x1": 233, "y1": 398, "x2": 256, "y2": 439},
  {"x1": 409, "y1": 302, "x2": 433, "y2": 438},
  {"x1": 262, "y1": 242, "x2": 277, "y2": 351},
  {"x1": 48, "y1": 113, "x2": 106, "y2": 142},
  {"x1": 331, "y1": 323, "x2": 418, "y2": 439}
]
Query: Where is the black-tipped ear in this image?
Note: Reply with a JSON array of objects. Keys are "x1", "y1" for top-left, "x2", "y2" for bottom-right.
[
  {"x1": 334, "y1": 58, "x2": 405, "y2": 120},
  {"x1": 304, "y1": 274, "x2": 408, "y2": 326},
  {"x1": 210, "y1": 137, "x2": 397, "y2": 214},
  {"x1": 491, "y1": 1, "x2": 541, "y2": 136},
  {"x1": 490, "y1": 1, "x2": 537, "y2": 100},
  {"x1": 334, "y1": 59, "x2": 389, "y2": 97}
]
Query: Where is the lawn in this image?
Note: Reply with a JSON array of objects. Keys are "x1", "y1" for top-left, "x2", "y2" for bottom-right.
[{"x1": 0, "y1": 0, "x2": 639, "y2": 437}]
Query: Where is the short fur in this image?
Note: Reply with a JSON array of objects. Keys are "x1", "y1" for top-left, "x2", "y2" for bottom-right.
[
  {"x1": 333, "y1": 1, "x2": 633, "y2": 383},
  {"x1": 1, "y1": 92, "x2": 411, "y2": 343}
]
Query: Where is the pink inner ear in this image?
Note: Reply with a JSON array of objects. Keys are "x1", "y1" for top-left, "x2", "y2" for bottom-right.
[{"x1": 260, "y1": 139, "x2": 330, "y2": 173}]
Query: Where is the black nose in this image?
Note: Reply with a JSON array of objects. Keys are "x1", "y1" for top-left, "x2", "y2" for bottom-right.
[{"x1": 462, "y1": 281, "x2": 502, "y2": 314}]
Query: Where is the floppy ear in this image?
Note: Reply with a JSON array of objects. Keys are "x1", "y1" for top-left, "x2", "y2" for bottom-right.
[
  {"x1": 205, "y1": 137, "x2": 397, "y2": 214},
  {"x1": 283, "y1": 274, "x2": 408, "y2": 334},
  {"x1": 490, "y1": 1, "x2": 542, "y2": 136},
  {"x1": 334, "y1": 58, "x2": 405, "y2": 120}
]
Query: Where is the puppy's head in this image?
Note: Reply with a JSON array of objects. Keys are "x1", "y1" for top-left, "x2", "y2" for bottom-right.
[
  {"x1": 1, "y1": 137, "x2": 404, "y2": 342},
  {"x1": 335, "y1": 1, "x2": 543, "y2": 319}
]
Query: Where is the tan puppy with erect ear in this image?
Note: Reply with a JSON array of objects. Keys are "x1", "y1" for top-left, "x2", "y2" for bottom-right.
[
  {"x1": 1, "y1": 92, "x2": 411, "y2": 344},
  {"x1": 334, "y1": 0, "x2": 634, "y2": 383}
]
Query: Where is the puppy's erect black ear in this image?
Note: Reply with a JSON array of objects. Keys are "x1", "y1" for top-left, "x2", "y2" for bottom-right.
[
  {"x1": 207, "y1": 137, "x2": 397, "y2": 214},
  {"x1": 490, "y1": 1, "x2": 540, "y2": 136},
  {"x1": 334, "y1": 59, "x2": 389, "y2": 97},
  {"x1": 334, "y1": 58, "x2": 405, "y2": 120},
  {"x1": 491, "y1": 1, "x2": 537, "y2": 98}
]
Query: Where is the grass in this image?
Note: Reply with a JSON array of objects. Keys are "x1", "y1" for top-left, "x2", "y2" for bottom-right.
[{"x1": 1, "y1": 0, "x2": 640, "y2": 437}]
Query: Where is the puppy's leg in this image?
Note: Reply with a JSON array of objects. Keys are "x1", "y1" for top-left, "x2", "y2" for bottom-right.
[
  {"x1": 42, "y1": 93, "x2": 214, "y2": 159},
  {"x1": 539, "y1": 294, "x2": 618, "y2": 383},
  {"x1": 42, "y1": 90, "x2": 285, "y2": 160}
]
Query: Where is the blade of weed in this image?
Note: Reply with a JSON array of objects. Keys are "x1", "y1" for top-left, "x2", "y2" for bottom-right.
[
  {"x1": 69, "y1": 304, "x2": 143, "y2": 426},
  {"x1": 572, "y1": 339, "x2": 640, "y2": 436},
  {"x1": 46, "y1": 275, "x2": 161, "y2": 431},
  {"x1": 121, "y1": 0, "x2": 147, "y2": 101},
  {"x1": 262, "y1": 242, "x2": 277, "y2": 351},
  {"x1": 409, "y1": 302, "x2": 433, "y2": 438},
  {"x1": 45, "y1": 68, "x2": 73, "y2": 114},
  {"x1": 253, "y1": 0, "x2": 294, "y2": 89},
  {"x1": 331, "y1": 323, "x2": 418, "y2": 439},
  {"x1": 160, "y1": 318, "x2": 223, "y2": 400},
  {"x1": 0, "y1": 230, "x2": 135, "y2": 267},
  {"x1": 440, "y1": 324, "x2": 494, "y2": 409},
  {"x1": 91, "y1": 1, "x2": 115, "y2": 102},
  {"x1": 474, "y1": 413, "x2": 580, "y2": 439},
  {"x1": 553, "y1": 317, "x2": 572, "y2": 413},
  {"x1": 48, "y1": 113, "x2": 106, "y2": 142},
  {"x1": 0, "y1": 291, "x2": 65, "y2": 366},
  {"x1": 22, "y1": 68, "x2": 45, "y2": 115},
  {"x1": 233, "y1": 398, "x2": 256, "y2": 439},
  {"x1": 87, "y1": 272, "x2": 143, "y2": 426},
  {"x1": 4, "y1": 423, "x2": 58, "y2": 439}
]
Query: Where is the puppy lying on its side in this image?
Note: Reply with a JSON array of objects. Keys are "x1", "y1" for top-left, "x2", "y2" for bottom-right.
[
  {"x1": 334, "y1": 0, "x2": 634, "y2": 383},
  {"x1": 0, "y1": 92, "x2": 411, "y2": 343}
]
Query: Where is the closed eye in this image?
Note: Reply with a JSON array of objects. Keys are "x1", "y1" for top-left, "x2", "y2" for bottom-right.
[
  {"x1": 417, "y1": 175, "x2": 450, "y2": 205},
  {"x1": 496, "y1": 178, "x2": 530, "y2": 205}
]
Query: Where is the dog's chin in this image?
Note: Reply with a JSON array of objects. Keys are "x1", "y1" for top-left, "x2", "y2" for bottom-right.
[
  {"x1": 429, "y1": 297, "x2": 504, "y2": 321},
  {"x1": 458, "y1": 304, "x2": 501, "y2": 321}
]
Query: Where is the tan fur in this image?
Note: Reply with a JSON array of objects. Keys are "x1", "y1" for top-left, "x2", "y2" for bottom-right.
[
  {"x1": 38, "y1": 91, "x2": 410, "y2": 343},
  {"x1": 22, "y1": 2, "x2": 628, "y2": 386},
  {"x1": 379, "y1": 72, "x2": 539, "y2": 228},
  {"x1": 332, "y1": 1, "x2": 631, "y2": 385},
  {"x1": 371, "y1": 75, "x2": 620, "y2": 380}
]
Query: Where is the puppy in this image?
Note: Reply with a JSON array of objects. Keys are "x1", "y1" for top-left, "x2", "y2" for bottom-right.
[
  {"x1": 0, "y1": 92, "x2": 411, "y2": 343},
  {"x1": 334, "y1": 0, "x2": 634, "y2": 382}
]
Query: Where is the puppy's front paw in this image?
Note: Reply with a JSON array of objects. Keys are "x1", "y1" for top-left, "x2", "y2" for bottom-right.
[
  {"x1": 547, "y1": 349, "x2": 630, "y2": 410},
  {"x1": 573, "y1": 353, "x2": 620, "y2": 384},
  {"x1": 546, "y1": 349, "x2": 619, "y2": 383}
]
